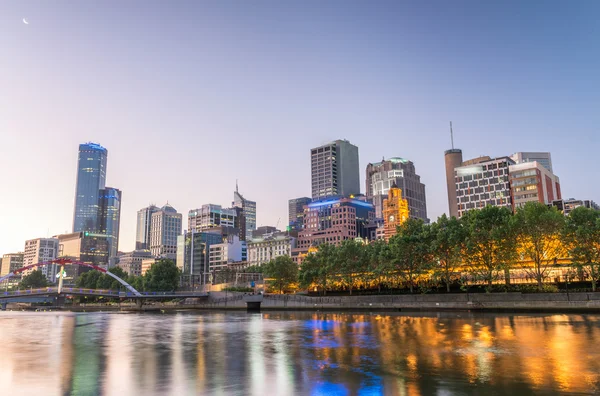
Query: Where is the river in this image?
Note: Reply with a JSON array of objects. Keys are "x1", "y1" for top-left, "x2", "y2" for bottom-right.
[{"x1": 0, "y1": 311, "x2": 598, "y2": 395}]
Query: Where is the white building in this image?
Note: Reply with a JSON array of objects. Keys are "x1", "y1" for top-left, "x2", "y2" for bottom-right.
[
  {"x1": 23, "y1": 238, "x2": 59, "y2": 282},
  {"x1": 149, "y1": 203, "x2": 182, "y2": 259},
  {"x1": 208, "y1": 235, "x2": 247, "y2": 273},
  {"x1": 247, "y1": 234, "x2": 296, "y2": 266}
]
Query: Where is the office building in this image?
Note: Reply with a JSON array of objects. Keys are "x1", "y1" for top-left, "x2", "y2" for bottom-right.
[
  {"x1": 382, "y1": 184, "x2": 410, "y2": 241},
  {"x1": 98, "y1": 187, "x2": 121, "y2": 260},
  {"x1": 149, "y1": 203, "x2": 182, "y2": 259},
  {"x1": 117, "y1": 250, "x2": 153, "y2": 277},
  {"x1": 136, "y1": 205, "x2": 159, "y2": 250},
  {"x1": 208, "y1": 235, "x2": 247, "y2": 274},
  {"x1": 454, "y1": 157, "x2": 515, "y2": 218},
  {"x1": 311, "y1": 139, "x2": 360, "y2": 200},
  {"x1": 253, "y1": 226, "x2": 280, "y2": 238},
  {"x1": 509, "y1": 162, "x2": 561, "y2": 209},
  {"x1": 22, "y1": 238, "x2": 59, "y2": 282},
  {"x1": 293, "y1": 197, "x2": 375, "y2": 263},
  {"x1": 366, "y1": 157, "x2": 427, "y2": 221},
  {"x1": 141, "y1": 258, "x2": 156, "y2": 276},
  {"x1": 177, "y1": 231, "x2": 223, "y2": 281},
  {"x1": 1, "y1": 253, "x2": 24, "y2": 277},
  {"x1": 188, "y1": 204, "x2": 238, "y2": 233},
  {"x1": 551, "y1": 199, "x2": 600, "y2": 215},
  {"x1": 73, "y1": 142, "x2": 107, "y2": 233},
  {"x1": 288, "y1": 197, "x2": 311, "y2": 231},
  {"x1": 233, "y1": 183, "x2": 256, "y2": 240},
  {"x1": 247, "y1": 234, "x2": 296, "y2": 266},
  {"x1": 511, "y1": 152, "x2": 553, "y2": 173},
  {"x1": 56, "y1": 231, "x2": 110, "y2": 278}
]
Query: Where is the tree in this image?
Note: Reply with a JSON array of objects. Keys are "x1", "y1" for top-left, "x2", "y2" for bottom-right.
[
  {"x1": 366, "y1": 240, "x2": 391, "y2": 294},
  {"x1": 262, "y1": 256, "x2": 299, "y2": 294},
  {"x1": 389, "y1": 219, "x2": 432, "y2": 293},
  {"x1": 430, "y1": 214, "x2": 466, "y2": 292},
  {"x1": 337, "y1": 239, "x2": 366, "y2": 295},
  {"x1": 19, "y1": 270, "x2": 49, "y2": 290},
  {"x1": 144, "y1": 259, "x2": 180, "y2": 291},
  {"x1": 299, "y1": 244, "x2": 336, "y2": 295},
  {"x1": 563, "y1": 207, "x2": 600, "y2": 291},
  {"x1": 462, "y1": 206, "x2": 517, "y2": 290},
  {"x1": 514, "y1": 202, "x2": 565, "y2": 290},
  {"x1": 76, "y1": 270, "x2": 102, "y2": 289},
  {"x1": 243, "y1": 265, "x2": 263, "y2": 273}
]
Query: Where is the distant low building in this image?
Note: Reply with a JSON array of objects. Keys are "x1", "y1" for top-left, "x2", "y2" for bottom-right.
[
  {"x1": 208, "y1": 235, "x2": 247, "y2": 275},
  {"x1": 551, "y1": 198, "x2": 600, "y2": 215},
  {"x1": 247, "y1": 234, "x2": 296, "y2": 266},
  {"x1": 1, "y1": 253, "x2": 24, "y2": 277},
  {"x1": 117, "y1": 250, "x2": 153, "y2": 277},
  {"x1": 253, "y1": 226, "x2": 280, "y2": 238},
  {"x1": 141, "y1": 258, "x2": 156, "y2": 276}
]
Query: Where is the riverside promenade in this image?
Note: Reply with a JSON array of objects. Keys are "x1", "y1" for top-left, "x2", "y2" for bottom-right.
[{"x1": 177, "y1": 291, "x2": 600, "y2": 312}]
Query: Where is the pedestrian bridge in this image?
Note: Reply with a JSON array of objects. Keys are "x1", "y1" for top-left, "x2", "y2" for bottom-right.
[{"x1": 0, "y1": 287, "x2": 208, "y2": 300}]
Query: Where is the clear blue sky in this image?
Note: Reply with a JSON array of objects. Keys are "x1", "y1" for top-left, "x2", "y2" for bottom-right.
[{"x1": 1, "y1": 0, "x2": 599, "y2": 254}]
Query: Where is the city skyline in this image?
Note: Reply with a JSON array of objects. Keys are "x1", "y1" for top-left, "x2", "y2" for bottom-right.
[{"x1": 2, "y1": 1, "x2": 599, "y2": 254}]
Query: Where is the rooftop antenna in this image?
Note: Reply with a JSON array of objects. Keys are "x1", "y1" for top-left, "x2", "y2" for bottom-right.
[
  {"x1": 236, "y1": 179, "x2": 239, "y2": 193},
  {"x1": 450, "y1": 121, "x2": 454, "y2": 149}
]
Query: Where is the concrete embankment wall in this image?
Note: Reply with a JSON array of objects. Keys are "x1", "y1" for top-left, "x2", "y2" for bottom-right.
[{"x1": 186, "y1": 292, "x2": 600, "y2": 312}]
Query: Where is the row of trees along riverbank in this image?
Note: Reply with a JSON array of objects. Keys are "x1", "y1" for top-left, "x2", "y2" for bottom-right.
[{"x1": 283, "y1": 202, "x2": 599, "y2": 295}]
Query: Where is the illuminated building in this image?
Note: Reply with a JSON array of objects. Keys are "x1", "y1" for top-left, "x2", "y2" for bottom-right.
[
  {"x1": 292, "y1": 197, "x2": 375, "y2": 263},
  {"x1": 382, "y1": 184, "x2": 409, "y2": 241},
  {"x1": 136, "y1": 205, "x2": 159, "y2": 249},
  {"x1": 311, "y1": 139, "x2": 360, "y2": 200},
  {"x1": 509, "y1": 162, "x2": 561, "y2": 209},
  {"x1": 289, "y1": 197, "x2": 311, "y2": 232},
  {"x1": 1, "y1": 253, "x2": 24, "y2": 277},
  {"x1": 73, "y1": 142, "x2": 107, "y2": 233},
  {"x1": 22, "y1": 238, "x2": 59, "y2": 281},
  {"x1": 98, "y1": 187, "x2": 121, "y2": 261},
  {"x1": 149, "y1": 203, "x2": 182, "y2": 259},
  {"x1": 232, "y1": 183, "x2": 256, "y2": 240},
  {"x1": 366, "y1": 157, "x2": 427, "y2": 221}
]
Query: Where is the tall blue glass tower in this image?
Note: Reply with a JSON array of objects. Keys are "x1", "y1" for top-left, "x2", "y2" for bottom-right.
[{"x1": 73, "y1": 143, "x2": 107, "y2": 232}]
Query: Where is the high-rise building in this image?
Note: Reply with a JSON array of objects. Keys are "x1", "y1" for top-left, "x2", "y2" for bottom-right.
[
  {"x1": 551, "y1": 198, "x2": 600, "y2": 215},
  {"x1": 509, "y1": 162, "x2": 561, "y2": 209},
  {"x1": 511, "y1": 152, "x2": 553, "y2": 173},
  {"x1": 382, "y1": 184, "x2": 409, "y2": 241},
  {"x1": 23, "y1": 238, "x2": 59, "y2": 282},
  {"x1": 366, "y1": 157, "x2": 428, "y2": 221},
  {"x1": 73, "y1": 142, "x2": 107, "y2": 233},
  {"x1": 454, "y1": 157, "x2": 515, "y2": 218},
  {"x1": 98, "y1": 187, "x2": 121, "y2": 260},
  {"x1": 288, "y1": 197, "x2": 311, "y2": 231},
  {"x1": 188, "y1": 204, "x2": 238, "y2": 232},
  {"x1": 149, "y1": 203, "x2": 182, "y2": 259},
  {"x1": 117, "y1": 250, "x2": 153, "y2": 277},
  {"x1": 233, "y1": 183, "x2": 256, "y2": 240},
  {"x1": 311, "y1": 139, "x2": 360, "y2": 200},
  {"x1": 136, "y1": 205, "x2": 159, "y2": 250},
  {"x1": 1, "y1": 253, "x2": 24, "y2": 277},
  {"x1": 444, "y1": 149, "x2": 463, "y2": 218}
]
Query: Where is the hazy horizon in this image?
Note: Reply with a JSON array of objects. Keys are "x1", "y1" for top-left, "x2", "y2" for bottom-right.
[{"x1": 1, "y1": 1, "x2": 599, "y2": 254}]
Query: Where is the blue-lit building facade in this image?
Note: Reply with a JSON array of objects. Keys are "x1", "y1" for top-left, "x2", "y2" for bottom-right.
[
  {"x1": 98, "y1": 187, "x2": 122, "y2": 260},
  {"x1": 73, "y1": 143, "x2": 107, "y2": 232},
  {"x1": 293, "y1": 197, "x2": 375, "y2": 262}
]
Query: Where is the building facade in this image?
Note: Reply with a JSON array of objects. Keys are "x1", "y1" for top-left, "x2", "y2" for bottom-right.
[
  {"x1": 551, "y1": 198, "x2": 600, "y2": 215},
  {"x1": 208, "y1": 235, "x2": 247, "y2": 275},
  {"x1": 382, "y1": 184, "x2": 410, "y2": 241},
  {"x1": 454, "y1": 157, "x2": 515, "y2": 218},
  {"x1": 366, "y1": 157, "x2": 427, "y2": 221},
  {"x1": 177, "y1": 231, "x2": 223, "y2": 282},
  {"x1": 511, "y1": 152, "x2": 553, "y2": 173},
  {"x1": 247, "y1": 234, "x2": 296, "y2": 266},
  {"x1": 1, "y1": 253, "x2": 24, "y2": 277},
  {"x1": 444, "y1": 149, "x2": 464, "y2": 218},
  {"x1": 117, "y1": 250, "x2": 153, "y2": 277},
  {"x1": 509, "y1": 162, "x2": 561, "y2": 209},
  {"x1": 23, "y1": 238, "x2": 59, "y2": 282},
  {"x1": 293, "y1": 197, "x2": 375, "y2": 262},
  {"x1": 311, "y1": 139, "x2": 360, "y2": 200},
  {"x1": 233, "y1": 184, "x2": 256, "y2": 240},
  {"x1": 73, "y1": 142, "x2": 107, "y2": 233},
  {"x1": 188, "y1": 204, "x2": 238, "y2": 233},
  {"x1": 98, "y1": 187, "x2": 121, "y2": 260},
  {"x1": 149, "y1": 203, "x2": 182, "y2": 259},
  {"x1": 56, "y1": 231, "x2": 110, "y2": 278},
  {"x1": 288, "y1": 197, "x2": 311, "y2": 231},
  {"x1": 136, "y1": 205, "x2": 158, "y2": 250}
]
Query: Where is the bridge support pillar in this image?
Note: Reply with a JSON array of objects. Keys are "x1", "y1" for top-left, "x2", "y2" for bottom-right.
[
  {"x1": 243, "y1": 294, "x2": 263, "y2": 313},
  {"x1": 55, "y1": 295, "x2": 66, "y2": 307},
  {"x1": 135, "y1": 299, "x2": 143, "y2": 310},
  {"x1": 1, "y1": 302, "x2": 6, "y2": 311}
]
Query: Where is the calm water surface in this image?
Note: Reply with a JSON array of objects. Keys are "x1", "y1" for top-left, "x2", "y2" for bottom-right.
[{"x1": 0, "y1": 311, "x2": 599, "y2": 395}]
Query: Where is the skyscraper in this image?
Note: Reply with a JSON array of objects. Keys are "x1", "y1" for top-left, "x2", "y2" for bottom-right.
[
  {"x1": 510, "y1": 152, "x2": 553, "y2": 173},
  {"x1": 365, "y1": 157, "x2": 428, "y2": 221},
  {"x1": 98, "y1": 187, "x2": 122, "y2": 259},
  {"x1": 288, "y1": 197, "x2": 311, "y2": 231},
  {"x1": 73, "y1": 143, "x2": 107, "y2": 232},
  {"x1": 149, "y1": 203, "x2": 182, "y2": 259},
  {"x1": 232, "y1": 183, "x2": 256, "y2": 240},
  {"x1": 311, "y1": 139, "x2": 360, "y2": 200},
  {"x1": 136, "y1": 205, "x2": 159, "y2": 250}
]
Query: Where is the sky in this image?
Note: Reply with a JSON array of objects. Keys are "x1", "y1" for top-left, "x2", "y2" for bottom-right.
[{"x1": 1, "y1": 0, "x2": 599, "y2": 254}]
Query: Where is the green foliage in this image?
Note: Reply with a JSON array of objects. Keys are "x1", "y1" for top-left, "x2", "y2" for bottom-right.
[
  {"x1": 262, "y1": 256, "x2": 298, "y2": 294},
  {"x1": 336, "y1": 239, "x2": 366, "y2": 295},
  {"x1": 19, "y1": 270, "x2": 48, "y2": 290},
  {"x1": 222, "y1": 287, "x2": 254, "y2": 292},
  {"x1": 514, "y1": 202, "x2": 565, "y2": 290},
  {"x1": 430, "y1": 214, "x2": 466, "y2": 292},
  {"x1": 563, "y1": 207, "x2": 600, "y2": 291},
  {"x1": 388, "y1": 219, "x2": 432, "y2": 293},
  {"x1": 299, "y1": 243, "x2": 337, "y2": 295},
  {"x1": 144, "y1": 259, "x2": 180, "y2": 292},
  {"x1": 243, "y1": 265, "x2": 263, "y2": 273}
]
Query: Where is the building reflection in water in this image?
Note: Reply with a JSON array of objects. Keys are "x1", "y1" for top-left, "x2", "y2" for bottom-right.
[{"x1": 0, "y1": 311, "x2": 598, "y2": 395}]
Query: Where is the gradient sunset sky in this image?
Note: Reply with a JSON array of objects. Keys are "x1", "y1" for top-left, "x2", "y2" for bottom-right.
[{"x1": 1, "y1": 0, "x2": 599, "y2": 253}]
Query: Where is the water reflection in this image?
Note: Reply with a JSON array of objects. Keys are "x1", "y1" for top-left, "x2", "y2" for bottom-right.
[{"x1": 0, "y1": 311, "x2": 598, "y2": 395}]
